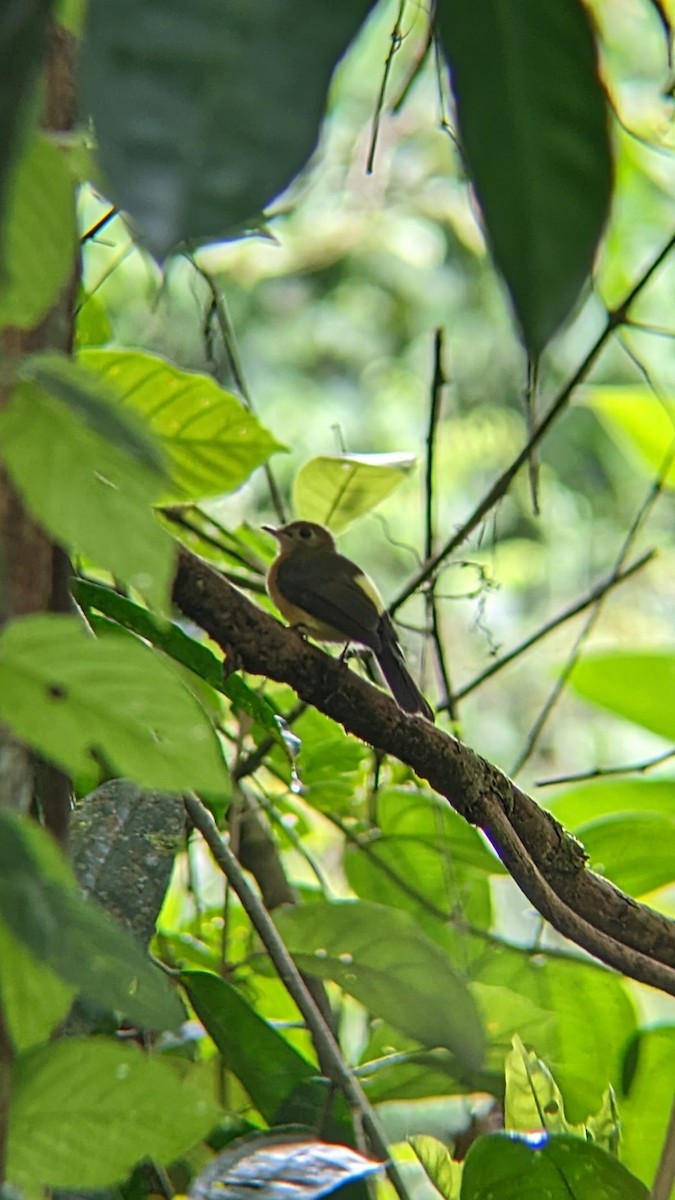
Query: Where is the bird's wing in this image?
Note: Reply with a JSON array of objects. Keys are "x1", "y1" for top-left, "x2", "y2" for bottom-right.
[{"x1": 276, "y1": 550, "x2": 383, "y2": 648}]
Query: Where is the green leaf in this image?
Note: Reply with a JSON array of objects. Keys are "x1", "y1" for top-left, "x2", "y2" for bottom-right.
[
  {"x1": 461, "y1": 1132, "x2": 648, "y2": 1200},
  {"x1": 0, "y1": 134, "x2": 77, "y2": 331},
  {"x1": 474, "y1": 950, "x2": 636, "y2": 1122},
  {"x1": 292, "y1": 453, "x2": 416, "y2": 532},
  {"x1": 409, "y1": 1135, "x2": 462, "y2": 1200},
  {"x1": 7, "y1": 1038, "x2": 220, "y2": 1188},
  {"x1": 546, "y1": 778, "x2": 675, "y2": 830},
  {"x1": 74, "y1": 578, "x2": 282, "y2": 740},
  {"x1": 0, "y1": 376, "x2": 174, "y2": 609},
  {"x1": 0, "y1": 2, "x2": 51, "y2": 258},
  {"x1": 575, "y1": 812, "x2": 675, "y2": 897},
  {"x1": 75, "y1": 291, "x2": 113, "y2": 348},
  {"x1": 586, "y1": 386, "x2": 675, "y2": 485},
  {"x1": 0, "y1": 918, "x2": 74, "y2": 1051},
  {"x1": 346, "y1": 788, "x2": 502, "y2": 923},
  {"x1": 0, "y1": 812, "x2": 184, "y2": 1031},
  {"x1": 79, "y1": 349, "x2": 286, "y2": 500},
  {"x1": 0, "y1": 614, "x2": 228, "y2": 793},
  {"x1": 570, "y1": 651, "x2": 675, "y2": 741},
  {"x1": 183, "y1": 971, "x2": 315, "y2": 1122},
  {"x1": 24, "y1": 351, "x2": 167, "y2": 474},
  {"x1": 620, "y1": 1026, "x2": 675, "y2": 1186},
  {"x1": 504, "y1": 1036, "x2": 580, "y2": 1136},
  {"x1": 273, "y1": 900, "x2": 485, "y2": 1070},
  {"x1": 80, "y1": 0, "x2": 375, "y2": 257},
  {"x1": 438, "y1": 0, "x2": 612, "y2": 356}
]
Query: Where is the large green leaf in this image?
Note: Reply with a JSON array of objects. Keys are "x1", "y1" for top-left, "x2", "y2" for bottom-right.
[
  {"x1": 0, "y1": 370, "x2": 173, "y2": 609},
  {"x1": 0, "y1": 918, "x2": 74, "y2": 1052},
  {"x1": 183, "y1": 971, "x2": 315, "y2": 1122},
  {"x1": 461, "y1": 1132, "x2": 647, "y2": 1200},
  {"x1": 620, "y1": 1026, "x2": 675, "y2": 1186},
  {"x1": 0, "y1": 614, "x2": 228, "y2": 793},
  {"x1": 346, "y1": 789, "x2": 502, "y2": 923},
  {"x1": 474, "y1": 950, "x2": 636, "y2": 1122},
  {"x1": 0, "y1": 812, "x2": 184, "y2": 1031},
  {"x1": 80, "y1": 0, "x2": 375, "y2": 257},
  {"x1": 7, "y1": 1038, "x2": 220, "y2": 1188},
  {"x1": 575, "y1": 811, "x2": 675, "y2": 897},
  {"x1": 0, "y1": 134, "x2": 77, "y2": 330},
  {"x1": 273, "y1": 900, "x2": 485, "y2": 1070},
  {"x1": 80, "y1": 349, "x2": 286, "y2": 500},
  {"x1": 570, "y1": 651, "x2": 675, "y2": 741},
  {"x1": 438, "y1": 0, "x2": 612, "y2": 355},
  {"x1": 75, "y1": 578, "x2": 283, "y2": 740},
  {"x1": 586, "y1": 386, "x2": 675, "y2": 487},
  {"x1": 292, "y1": 454, "x2": 416, "y2": 532},
  {"x1": 545, "y1": 778, "x2": 675, "y2": 830}
]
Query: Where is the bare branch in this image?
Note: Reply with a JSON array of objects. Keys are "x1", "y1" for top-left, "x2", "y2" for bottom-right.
[
  {"x1": 390, "y1": 230, "x2": 675, "y2": 613},
  {"x1": 449, "y1": 551, "x2": 654, "y2": 707},
  {"x1": 183, "y1": 792, "x2": 410, "y2": 1200}
]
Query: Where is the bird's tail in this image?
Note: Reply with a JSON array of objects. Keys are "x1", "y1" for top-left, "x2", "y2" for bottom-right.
[{"x1": 376, "y1": 617, "x2": 435, "y2": 722}]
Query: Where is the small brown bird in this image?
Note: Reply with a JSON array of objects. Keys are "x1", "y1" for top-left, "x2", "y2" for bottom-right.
[{"x1": 263, "y1": 520, "x2": 434, "y2": 721}]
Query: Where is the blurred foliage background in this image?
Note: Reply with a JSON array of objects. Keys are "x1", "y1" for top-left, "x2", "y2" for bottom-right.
[{"x1": 79, "y1": 0, "x2": 675, "y2": 800}]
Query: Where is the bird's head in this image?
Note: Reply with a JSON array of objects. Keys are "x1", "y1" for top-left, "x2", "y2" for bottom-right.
[{"x1": 263, "y1": 521, "x2": 336, "y2": 553}]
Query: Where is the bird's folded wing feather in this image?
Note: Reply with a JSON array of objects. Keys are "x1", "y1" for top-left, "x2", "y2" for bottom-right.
[{"x1": 276, "y1": 550, "x2": 382, "y2": 647}]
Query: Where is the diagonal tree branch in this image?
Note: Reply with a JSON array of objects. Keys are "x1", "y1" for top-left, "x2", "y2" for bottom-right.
[{"x1": 173, "y1": 546, "x2": 675, "y2": 995}]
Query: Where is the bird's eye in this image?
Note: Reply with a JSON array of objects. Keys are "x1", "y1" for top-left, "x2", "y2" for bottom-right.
[{"x1": 299, "y1": 526, "x2": 312, "y2": 540}]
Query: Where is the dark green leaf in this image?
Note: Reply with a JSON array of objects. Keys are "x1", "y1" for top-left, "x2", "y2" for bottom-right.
[
  {"x1": 461, "y1": 1132, "x2": 648, "y2": 1200},
  {"x1": 0, "y1": 812, "x2": 183, "y2": 1030},
  {"x1": 81, "y1": 0, "x2": 375, "y2": 257},
  {"x1": 0, "y1": 1, "x2": 51, "y2": 264},
  {"x1": 273, "y1": 900, "x2": 485, "y2": 1070},
  {"x1": 438, "y1": 0, "x2": 612, "y2": 355},
  {"x1": 71, "y1": 781, "x2": 185, "y2": 946},
  {"x1": 183, "y1": 970, "x2": 315, "y2": 1122},
  {"x1": 7, "y1": 1038, "x2": 220, "y2": 1188}
]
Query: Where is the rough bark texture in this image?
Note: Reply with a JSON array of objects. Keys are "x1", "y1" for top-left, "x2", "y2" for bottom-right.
[
  {"x1": 0, "y1": 20, "x2": 79, "y2": 836},
  {"x1": 173, "y1": 545, "x2": 675, "y2": 996}
]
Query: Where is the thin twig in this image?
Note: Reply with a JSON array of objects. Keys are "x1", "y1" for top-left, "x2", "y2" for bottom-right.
[
  {"x1": 447, "y1": 551, "x2": 654, "y2": 707},
  {"x1": 652, "y1": 1092, "x2": 675, "y2": 1200},
  {"x1": 524, "y1": 356, "x2": 540, "y2": 515},
  {"x1": 537, "y1": 746, "x2": 675, "y2": 788},
  {"x1": 390, "y1": 15, "x2": 435, "y2": 114},
  {"x1": 185, "y1": 255, "x2": 287, "y2": 524},
  {"x1": 366, "y1": 0, "x2": 407, "y2": 174},
  {"x1": 390, "y1": 231, "x2": 675, "y2": 614},
  {"x1": 511, "y1": 458, "x2": 671, "y2": 775},
  {"x1": 80, "y1": 205, "x2": 118, "y2": 245},
  {"x1": 183, "y1": 792, "x2": 411, "y2": 1200},
  {"x1": 424, "y1": 330, "x2": 454, "y2": 714}
]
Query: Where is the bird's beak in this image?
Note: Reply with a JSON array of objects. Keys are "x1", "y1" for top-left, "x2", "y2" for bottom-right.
[{"x1": 262, "y1": 524, "x2": 282, "y2": 540}]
